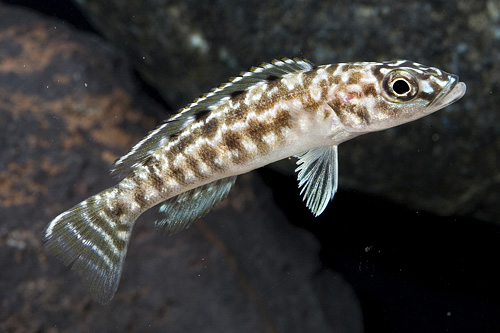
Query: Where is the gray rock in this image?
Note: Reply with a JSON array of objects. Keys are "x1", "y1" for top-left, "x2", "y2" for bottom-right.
[
  {"x1": 0, "y1": 4, "x2": 362, "y2": 332},
  {"x1": 72, "y1": 0, "x2": 500, "y2": 223}
]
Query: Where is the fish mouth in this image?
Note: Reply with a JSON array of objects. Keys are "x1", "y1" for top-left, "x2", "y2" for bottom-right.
[{"x1": 427, "y1": 75, "x2": 466, "y2": 111}]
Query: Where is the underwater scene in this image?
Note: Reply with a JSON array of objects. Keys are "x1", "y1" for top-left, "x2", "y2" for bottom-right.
[{"x1": 0, "y1": 0, "x2": 499, "y2": 332}]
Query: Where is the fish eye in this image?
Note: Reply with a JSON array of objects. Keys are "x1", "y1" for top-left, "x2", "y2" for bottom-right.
[
  {"x1": 392, "y1": 79, "x2": 411, "y2": 95},
  {"x1": 382, "y1": 70, "x2": 418, "y2": 102}
]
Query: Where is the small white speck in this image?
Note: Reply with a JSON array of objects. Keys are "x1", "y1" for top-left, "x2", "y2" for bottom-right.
[
  {"x1": 189, "y1": 32, "x2": 209, "y2": 54},
  {"x1": 365, "y1": 246, "x2": 373, "y2": 253},
  {"x1": 46, "y1": 85, "x2": 49, "y2": 89},
  {"x1": 456, "y1": 43, "x2": 468, "y2": 53},
  {"x1": 446, "y1": 311, "x2": 452, "y2": 317},
  {"x1": 84, "y1": 83, "x2": 88, "y2": 88}
]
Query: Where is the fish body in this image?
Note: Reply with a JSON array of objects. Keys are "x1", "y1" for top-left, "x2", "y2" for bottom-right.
[{"x1": 45, "y1": 58, "x2": 466, "y2": 303}]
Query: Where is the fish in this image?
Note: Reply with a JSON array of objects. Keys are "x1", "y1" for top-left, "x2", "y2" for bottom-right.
[{"x1": 44, "y1": 58, "x2": 466, "y2": 303}]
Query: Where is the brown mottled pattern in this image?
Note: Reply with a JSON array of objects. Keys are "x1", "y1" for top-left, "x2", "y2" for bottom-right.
[
  {"x1": 185, "y1": 155, "x2": 205, "y2": 179},
  {"x1": 300, "y1": 69, "x2": 331, "y2": 103},
  {"x1": 199, "y1": 117, "x2": 219, "y2": 138},
  {"x1": 222, "y1": 131, "x2": 243, "y2": 151},
  {"x1": 169, "y1": 167, "x2": 187, "y2": 184},
  {"x1": 346, "y1": 72, "x2": 362, "y2": 85},
  {"x1": 145, "y1": 160, "x2": 165, "y2": 191},
  {"x1": 102, "y1": 202, "x2": 124, "y2": 220},
  {"x1": 118, "y1": 60, "x2": 449, "y2": 215},
  {"x1": 133, "y1": 189, "x2": 148, "y2": 208},
  {"x1": 223, "y1": 131, "x2": 249, "y2": 164},
  {"x1": 329, "y1": 100, "x2": 371, "y2": 126},
  {"x1": 323, "y1": 63, "x2": 426, "y2": 127},
  {"x1": 199, "y1": 143, "x2": 222, "y2": 171},
  {"x1": 363, "y1": 84, "x2": 378, "y2": 97},
  {"x1": 273, "y1": 110, "x2": 292, "y2": 135},
  {"x1": 246, "y1": 118, "x2": 271, "y2": 153},
  {"x1": 323, "y1": 66, "x2": 374, "y2": 128},
  {"x1": 168, "y1": 134, "x2": 196, "y2": 156},
  {"x1": 150, "y1": 71, "x2": 312, "y2": 183},
  {"x1": 231, "y1": 106, "x2": 249, "y2": 122},
  {"x1": 149, "y1": 74, "x2": 307, "y2": 184}
]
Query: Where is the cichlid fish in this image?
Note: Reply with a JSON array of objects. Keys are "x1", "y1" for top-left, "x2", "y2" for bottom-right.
[{"x1": 45, "y1": 58, "x2": 466, "y2": 303}]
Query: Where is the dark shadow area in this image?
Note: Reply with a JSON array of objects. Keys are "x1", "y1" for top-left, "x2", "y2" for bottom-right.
[
  {"x1": 1, "y1": 0, "x2": 97, "y2": 32},
  {"x1": 259, "y1": 167, "x2": 500, "y2": 332}
]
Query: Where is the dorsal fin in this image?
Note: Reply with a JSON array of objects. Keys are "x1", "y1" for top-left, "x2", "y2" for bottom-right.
[{"x1": 111, "y1": 58, "x2": 316, "y2": 178}]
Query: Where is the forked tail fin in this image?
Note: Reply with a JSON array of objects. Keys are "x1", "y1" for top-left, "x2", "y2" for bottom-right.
[{"x1": 44, "y1": 188, "x2": 134, "y2": 304}]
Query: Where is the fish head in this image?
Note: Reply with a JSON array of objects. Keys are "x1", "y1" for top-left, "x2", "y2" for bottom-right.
[{"x1": 329, "y1": 60, "x2": 466, "y2": 133}]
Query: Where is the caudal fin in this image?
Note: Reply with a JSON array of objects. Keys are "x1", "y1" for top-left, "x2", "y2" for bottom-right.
[{"x1": 44, "y1": 189, "x2": 134, "y2": 304}]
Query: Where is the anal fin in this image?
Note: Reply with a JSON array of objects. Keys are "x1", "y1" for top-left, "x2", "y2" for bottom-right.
[
  {"x1": 295, "y1": 146, "x2": 338, "y2": 216},
  {"x1": 156, "y1": 176, "x2": 237, "y2": 234}
]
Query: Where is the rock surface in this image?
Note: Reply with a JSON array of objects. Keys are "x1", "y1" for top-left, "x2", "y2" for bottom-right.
[
  {"x1": 72, "y1": 0, "x2": 500, "y2": 223},
  {"x1": 0, "y1": 4, "x2": 363, "y2": 332}
]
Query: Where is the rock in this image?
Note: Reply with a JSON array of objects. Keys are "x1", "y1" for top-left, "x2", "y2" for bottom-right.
[
  {"x1": 0, "y1": 4, "x2": 363, "y2": 332},
  {"x1": 72, "y1": 0, "x2": 500, "y2": 223}
]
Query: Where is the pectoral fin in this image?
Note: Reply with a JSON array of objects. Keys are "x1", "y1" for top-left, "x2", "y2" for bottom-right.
[
  {"x1": 155, "y1": 176, "x2": 237, "y2": 234},
  {"x1": 295, "y1": 145, "x2": 338, "y2": 216}
]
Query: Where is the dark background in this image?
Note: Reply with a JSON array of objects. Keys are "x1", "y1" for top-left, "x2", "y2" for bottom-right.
[{"x1": 1, "y1": 1, "x2": 500, "y2": 332}]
